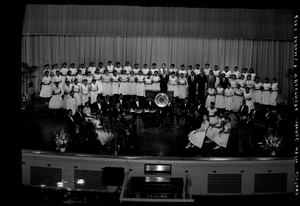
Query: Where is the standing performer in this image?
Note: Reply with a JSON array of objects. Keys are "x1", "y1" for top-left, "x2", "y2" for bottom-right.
[
  {"x1": 205, "y1": 84, "x2": 216, "y2": 108},
  {"x1": 63, "y1": 80, "x2": 72, "y2": 109},
  {"x1": 72, "y1": 78, "x2": 82, "y2": 109},
  {"x1": 102, "y1": 70, "x2": 112, "y2": 96},
  {"x1": 60, "y1": 62, "x2": 69, "y2": 86},
  {"x1": 270, "y1": 78, "x2": 278, "y2": 108},
  {"x1": 93, "y1": 68, "x2": 103, "y2": 96},
  {"x1": 49, "y1": 82, "x2": 63, "y2": 110},
  {"x1": 128, "y1": 71, "x2": 137, "y2": 97},
  {"x1": 215, "y1": 83, "x2": 226, "y2": 112},
  {"x1": 152, "y1": 71, "x2": 160, "y2": 91},
  {"x1": 253, "y1": 76, "x2": 263, "y2": 104},
  {"x1": 261, "y1": 77, "x2": 272, "y2": 108},
  {"x1": 178, "y1": 73, "x2": 188, "y2": 100},
  {"x1": 39, "y1": 70, "x2": 52, "y2": 105},
  {"x1": 233, "y1": 66, "x2": 241, "y2": 79},
  {"x1": 75, "y1": 69, "x2": 84, "y2": 88},
  {"x1": 187, "y1": 71, "x2": 197, "y2": 102},
  {"x1": 232, "y1": 84, "x2": 244, "y2": 112},
  {"x1": 81, "y1": 79, "x2": 90, "y2": 106},
  {"x1": 160, "y1": 68, "x2": 169, "y2": 92},
  {"x1": 144, "y1": 72, "x2": 153, "y2": 92},
  {"x1": 114, "y1": 62, "x2": 123, "y2": 75},
  {"x1": 194, "y1": 64, "x2": 201, "y2": 76},
  {"x1": 87, "y1": 62, "x2": 96, "y2": 75},
  {"x1": 123, "y1": 61, "x2": 132, "y2": 75},
  {"x1": 90, "y1": 79, "x2": 99, "y2": 104},
  {"x1": 167, "y1": 72, "x2": 179, "y2": 98},
  {"x1": 213, "y1": 65, "x2": 221, "y2": 88},
  {"x1": 244, "y1": 87, "x2": 254, "y2": 113},
  {"x1": 197, "y1": 68, "x2": 207, "y2": 103},
  {"x1": 132, "y1": 63, "x2": 140, "y2": 76},
  {"x1": 78, "y1": 63, "x2": 86, "y2": 76},
  {"x1": 111, "y1": 70, "x2": 120, "y2": 97},
  {"x1": 118, "y1": 69, "x2": 129, "y2": 96},
  {"x1": 169, "y1": 64, "x2": 178, "y2": 75},
  {"x1": 224, "y1": 84, "x2": 234, "y2": 111},
  {"x1": 142, "y1": 63, "x2": 150, "y2": 76},
  {"x1": 106, "y1": 60, "x2": 114, "y2": 74},
  {"x1": 136, "y1": 70, "x2": 145, "y2": 97}
]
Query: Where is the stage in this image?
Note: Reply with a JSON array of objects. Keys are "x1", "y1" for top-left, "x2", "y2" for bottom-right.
[{"x1": 21, "y1": 100, "x2": 295, "y2": 158}]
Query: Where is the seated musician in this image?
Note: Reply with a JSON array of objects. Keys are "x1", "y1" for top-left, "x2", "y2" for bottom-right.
[
  {"x1": 130, "y1": 96, "x2": 145, "y2": 127},
  {"x1": 115, "y1": 113, "x2": 135, "y2": 149},
  {"x1": 158, "y1": 96, "x2": 176, "y2": 130},
  {"x1": 176, "y1": 97, "x2": 191, "y2": 128},
  {"x1": 144, "y1": 95, "x2": 157, "y2": 128},
  {"x1": 238, "y1": 99, "x2": 249, "y2": 120},
  {"x1": 91, "y1": 95, "x2": 104, "y2": 115},
  {"x1": 102, "y1": 95, "x2": 113, "y2": 116},
  {"x1": 250, "y1": 103, "x2": 260, "y2": 122},
  {"x1": 274, "y1": 113, "x2": 285, "y2": 137},
  {"x1": 112, "y1": 102, "x2": 124, "y2": 121},
  {"x1": 116, "y1": 94, "x2": 127, "y2": 112}
]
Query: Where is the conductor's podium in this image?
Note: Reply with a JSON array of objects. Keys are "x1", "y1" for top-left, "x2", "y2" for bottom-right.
[{"x1": 119, "y1": 164, "x2": 194, "y2": 203}]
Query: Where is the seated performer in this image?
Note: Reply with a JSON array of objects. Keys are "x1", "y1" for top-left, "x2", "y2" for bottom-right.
[
  {"x1": 185, "y1": 114, "x2": 210, "y2": 149},
  {"x1": 209, "y1": 116, "x2": 232, "y2": 150},
  {"x1": 176, "y1": 97, "x2": 191, "y2": 128},
  {"x1": 115, "y1": 113, "x2": 135, "y2": 149},
  {"x1": 144, "y1": 95, "x2": 157, "y2": 128},
  {"x1": 158, "y1": 96, "x2": 176, "y2": 130},
  {"x1": 130, "y1": 96, "x2": 145, "y2": 127}
]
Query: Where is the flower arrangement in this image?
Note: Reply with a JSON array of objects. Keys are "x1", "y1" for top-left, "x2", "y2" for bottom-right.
[
  {"x1": 54, "y1": 128, "x2": 71, "y2": 151},
  {"x1": 258, "y1": 131, "x2": 284, "y2": 156},
  {"x1": 21, "y1": 92, "x2": 32, "y2": 110}
]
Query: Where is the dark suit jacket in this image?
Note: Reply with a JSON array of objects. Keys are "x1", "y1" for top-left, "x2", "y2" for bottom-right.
[
  {"x1": 197, "y1": 74, "x2": 207, "y2": 90},
  {"x1": 219, "y1": 77, "x2": 230, "y2": 89},
  {"x1": 165, "y1": 101, "x2": 175, "y2": 114},
  {"x1": 187, "y1": 76, "x2": 197, "y2": 94},
  {"x1": 112, "y1": 107, "x2": 124, "y2": 118},
  {"x1": 74, "y1": 111, "x2": 85, "y2": 127},
  {"x1": 102, "y1": 100, "x2": 112, "y2": 114},
  {"x1": 179, "y1": 102, "x2": 191, "y2": 114},
  {"x1": 144, "y1": 100, "x2": 156, "y2": 110},
  {"x1": 159, "y1": 74, "x2": 169, "y2": 91},
  {"x1": 206, "y1": 75, "x2": 216, "y2": 88},
  {"x1": 239, "y1": 104, "x2": 249, "y2": 117},
  {"x1": 92, "y1": 101, "x2": 103, "y2": 114},
  {"x1": 250, "y1": 109, "x2": 260, "y2": 121},
  {"x1": 66, "y1": 115, "x2": 76, "y2": 136},
  {"x1": 130, "y1": 100, "x2": 144, "y2": 110},
  {"x1": 194, "y1": 103, "x2": 206, "y2": 115},
  {"x1": 116, "y1": 98, "x2": 127, "y2": 110}
]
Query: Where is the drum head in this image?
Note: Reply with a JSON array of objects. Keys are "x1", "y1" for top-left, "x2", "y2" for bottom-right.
[{"x1": 154, "y1": 93, "x2": 169, "y2": 107}]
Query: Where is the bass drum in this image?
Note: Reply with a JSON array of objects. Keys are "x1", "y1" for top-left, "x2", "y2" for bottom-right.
[{"x1": 225, "y1": 112, "x2": 239, "y2": 129}]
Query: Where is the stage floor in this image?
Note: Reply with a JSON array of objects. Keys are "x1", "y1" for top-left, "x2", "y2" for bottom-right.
[{"x1": 20, "y1": 102, "x2": 295, "y2": 158}]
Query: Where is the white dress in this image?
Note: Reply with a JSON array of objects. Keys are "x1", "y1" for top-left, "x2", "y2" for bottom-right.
[
  {"x1": 111, "y1": 75, "x2": 120, "y2": 95},
  {"x1": 168, "y1": 76, "x2": 179, "y2": 97},
  {"x1": 210, "y1": 122, "x2": 231, "y2": 148},
  {"x1": 114, "y1": 67, "x2": 122, "y2": 74},
  {"x1": 223, "y1": 70, "x2": 232, "y2": 79},
  {"x1": 128, "y1": 75, "x2": 137, "y2": 95},
  {"x1": 232, "y1": 71, "x2": 241, "y2": 79},
  {"x1": 262, "y1": 83, "x2": 271, "y2": 105},
  {"x1": 215, "y1": 87, "x2": 225, "y2": 109},
  {"x1": 232, "y1": 88, "x2": 243, "y2": 112},
  {"x1": 230, "y1": 79, "x2": 238, "y2": 90},
  {"x1": 90, "y1": 83, "x2": 98, "y2": 104},
  {"x1": 60, "y1": 67, "x2": 68, "y2": 85},
  {"x1": 49, "y1": 85, "x2": 63, "y2": 109},
  {"x1": 75, "y1": 74, "x2": 84, "y2": 87},
  {"x1": 81, "y1": 84, "x2": 90, "y2": 105},
  {"x1": 244, "y1": 92, "x2": 254, "y2": 113},
  {"x1": 206, "y1": 117, "x2": 225, "y2": 138},
  {"x1": 144, "y1": 76, "x2": 153, "y2": 91},
  {"x1": 136, "y1": 75, "x2": 145, "y2": 97},
  {"x1": 246, "y1": 80, "x2": 255, "y2": 102},
  {"x1": 107, "y1": 65, "x2": 114, "y2": 74},
  {"x1": 204, "y1": 68, "x2": 211, "y2": 76},
  {"x1": 207, "y1": 107, "x2": 218, "y2": 125},
  {"x1": 133, "y1": 68, "x2": 140, "y2": 76},
  {"x1": 178, "y1": 77, "x2": 188, "y2": 99},
  {"x1": 118, "y1": 74, "x2": 129, "y2": 95},
  {"x1": 205, "y1": 88, "x2": 216, "y2": 108},
  {"x1": 224, "y1": 88, "x2": 234, "y2": 111},
  {"x1": 52, "y1": 75, "x2": 63, "y2": 89},
  {"x1": 102, "y1": 74, "x2": 112, "y2": 96},
  {"x1": 87, "y1": 66, "x2": 96, "y2": 75},
  {"x1": 123, "y1": 66, "x2": 132, "y2": 75},
  {"x1": 270, "y1": 82, "x2": 278, "y2": 106},
  {"x1": 152, "y1": 75, "x2": 160, "y2": 91},
  {"x1": 213, "y1": 70, "x2": 220, "y2": 88},
  {"x1": 66, "y1": 96, "x2": 77, "y2": 115},
  {"x1": 178, "y1": 70, "x2": 187, "y2": 77},
  {"x1": 72, "y1": 84, "x2": 82, "y2": 107},
  {"x1": 169, "y1": 68, "x2": 177, "y2": 75},
  {"x1": 63, "y1": 84, "x2": 71, "y2": 109},
  {"x1": 39, "y1": 76, "x2": 52, "y2": 98},
  {"x1": 93, "y1": 73, "x2": 103, "y2": 94},
  {"x1": 142, "y1": 68, "x2": 150, "y2": 76},
  {"x1": 253, "y1": 82, "x2": 262, "y2": 104},
  {"x1": 188, "y1": 120, "x2": 209, "y2": 148},
  {"x1": 238, "y1": 79, "x2": 246, "y2": 94},
  {"x1": 78, "y1": 68, "x2": 86, "y2": 76},
  {"x1": 193, "y1": 69, "x2": 201, "y2": 76}
]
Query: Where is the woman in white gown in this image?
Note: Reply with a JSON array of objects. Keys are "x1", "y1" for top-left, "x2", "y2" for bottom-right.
[
  {"x1": 39, "y1": 70, "x2": 52, "y2": 104},
  {"x1": 63, "y1": 80, "x2": 72, "y2": 109},
  {"x1": 72, "y1": 78, "x2": 82, "y2": 108},
  {"x1": 185, "y1": 114, "x2": 210, "y2": 149},
  {"x1": 206, "y1": 112, "x2": 226, "y2": 142},
  {"x1": 270, "y1": 78, "x2": 278, "y2": 107},
  {"x1": 210, "y1": 116, "x2": 232, "y2": 149},
  {"x1": 90, "y1": 79, "x2": 99, "y2": 104},
  {"x1": 49, "y1": 82, "x2": 63, "y2": 110},
  {"x1": 136, "y1": 70, "x2": 145, "y2": 97},
  {"x1": 168, "y1": 72, "x2": 179, "y2": 98},
  {"x1": 244, "y1": 87, "x2": 254, "y2": 113},
  {"x1": 205, "y1": 84, "x2": 216, "y2": 108}
]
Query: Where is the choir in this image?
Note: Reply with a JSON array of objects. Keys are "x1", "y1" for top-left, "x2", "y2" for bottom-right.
[{"x1": 40, "y1": 62, "x2": 279, "y2": 115}]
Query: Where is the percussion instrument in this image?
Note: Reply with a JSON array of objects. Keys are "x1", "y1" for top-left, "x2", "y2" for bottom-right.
[{"x1": 154, "y1": 93, "x2": 169, "y2": 108}]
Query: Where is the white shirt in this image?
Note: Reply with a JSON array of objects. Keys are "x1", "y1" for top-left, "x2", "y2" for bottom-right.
[
  {"x1": 233, "y1": 70, "x2": 241, "y2": 79},
  {"x1": 87, "y1": 66, "x2": 96, "y2": 75},
  {"x1": 123, "y1": 66, "x2": 132, "y2": 74}
]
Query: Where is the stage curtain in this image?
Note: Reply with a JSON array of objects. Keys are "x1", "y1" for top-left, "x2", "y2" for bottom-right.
[
  {"x1": 21, "y1": 35, "x2": 294, "y2": 100},
  {"x1": 22, "y1": 5, "x2": 294, "y2": 40}
]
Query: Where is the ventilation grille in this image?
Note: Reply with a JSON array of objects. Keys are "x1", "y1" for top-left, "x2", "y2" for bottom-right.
[
  {"x1": 254, "y1": 173, "x2": 287, "y2": 193},
  {"x1": 208, "y1": 174, "x2": 242, "y2": 193},
  {"x1": 30, "y1": 166, "x2": 62, "y2": 187},
  {"x1": 74, "y1": 169, "x2": 105, "y2": 190}
]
